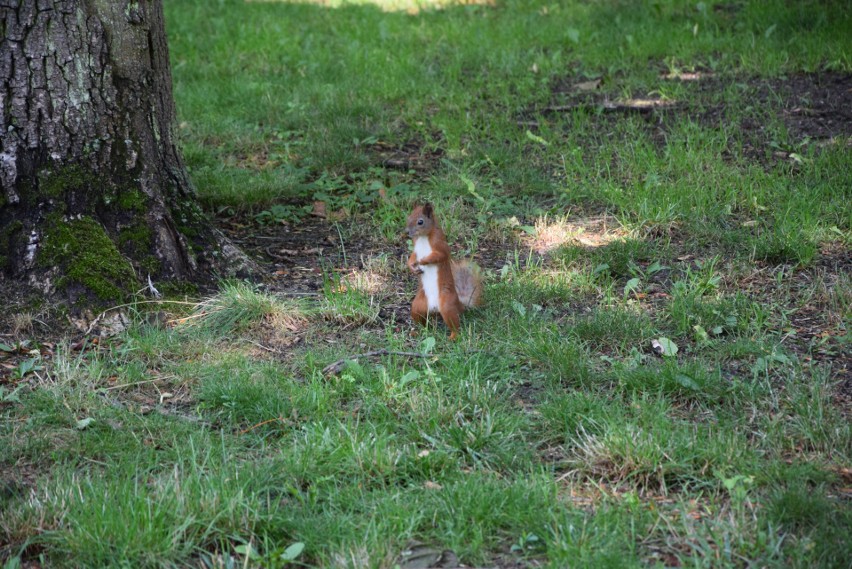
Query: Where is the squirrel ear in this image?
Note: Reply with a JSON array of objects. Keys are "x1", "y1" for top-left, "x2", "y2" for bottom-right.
[{"x1": 422, "y1": 202, "x2": 433, "y2": 218}]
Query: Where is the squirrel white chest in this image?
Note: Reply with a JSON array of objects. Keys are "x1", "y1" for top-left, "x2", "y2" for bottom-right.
[{"x1": 414, "y1": 236, "x2": 440, "y2": 311}]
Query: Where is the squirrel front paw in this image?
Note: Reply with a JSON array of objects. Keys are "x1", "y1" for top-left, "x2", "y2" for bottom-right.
[{"x1": 408, "y1": 262, "x2": 423, "y2": 274}]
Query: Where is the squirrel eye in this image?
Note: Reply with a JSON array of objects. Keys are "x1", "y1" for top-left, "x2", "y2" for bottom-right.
[{"x1": 417, "y1": 219, "x2": 424, "y2": 225}]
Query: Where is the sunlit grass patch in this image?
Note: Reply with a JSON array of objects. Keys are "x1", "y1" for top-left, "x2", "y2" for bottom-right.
[
  {"x1": 7, "y1": 442, "x2": 280, "y2": 567},
  {"x1": 248, "y1": 0, "x2": 495, "y2": 14},
  {"x1": 185, "y1": 281, "x2": 309, "y2": 335},
  {"x1": 487, "y1": 254, "x2": 606, "y2": 311},
  {"x1": 319, "y1": 270, "x2": 382, "y2": 326},
  {"x1": 562, "y1": 415, "x2": 757, "y2": 494},
  {"x1": 338, "y1": 254, "x2": 394, "y2": 296},
  {"x1": 521, "y1": 215, "x2": 585, "y2": 255}
]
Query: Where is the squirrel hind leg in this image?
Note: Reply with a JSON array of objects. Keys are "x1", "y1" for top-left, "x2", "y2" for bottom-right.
[
  {"x1": 439, "y1": 306, "x2": 461, "y2": 341},
  {"x1": 411, "y1": 291, "x2": 428, "y2": 326}
]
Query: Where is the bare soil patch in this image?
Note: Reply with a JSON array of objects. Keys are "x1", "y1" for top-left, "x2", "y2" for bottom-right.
[
  {"x1": 532, "y1": 72, "x2": 852, "y2": 165},
  {"x1": 218, "y1": 212, "x2": 520, "y2": 295},
  {"x1": 369, "y1": 133, "x2": 446, "y2": 172},
  {"x1": 736, "y1": 244, "x2": 852, "y2": 415}
]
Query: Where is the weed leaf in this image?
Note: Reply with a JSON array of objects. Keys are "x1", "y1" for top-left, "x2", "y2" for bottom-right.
[
  {"x1": 624, "y1": 277, "x2": 641, "y2": 296},
  {"x1": 459, "y1": 173, "x2": 485, "y2": 202},
  {"x1": 400, "y1": 370, "x2": 420, "y2": 384},
  {"x1": 593, "y1": 263, "x2": 610, "y2": 276},
  {"x1": 566, "y1": 28, "x2": 580, "y2": 43},
  {"x1": 280, "y1": 542, "x2": 305, "y2": 561}
]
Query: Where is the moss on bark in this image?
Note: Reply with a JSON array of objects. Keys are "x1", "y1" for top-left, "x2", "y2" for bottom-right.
[
  {"x1": 39, "y1": 215, "x2": 138, "y2": 302},
  {"x1": 37, "y1": 165, "x2": 94, "y2": 201}
]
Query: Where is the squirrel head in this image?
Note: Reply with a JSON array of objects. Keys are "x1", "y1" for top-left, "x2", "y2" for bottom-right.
[{"x1": 406, "y1": 203, "x2": 436, "y2": 238}]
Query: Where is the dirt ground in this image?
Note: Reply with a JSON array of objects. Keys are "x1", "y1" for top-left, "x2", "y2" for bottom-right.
[{"x1": 536, "y1": 71, "x2": 852, "y2": 165}]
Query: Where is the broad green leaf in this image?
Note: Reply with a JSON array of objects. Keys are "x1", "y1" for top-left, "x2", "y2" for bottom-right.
[
  {"x1": 646, "y1": 261, "x2": 668, "y2": 275},
  {"x1": 771, "y1": 353, "x2": 791, "y2": 364},
  {"x1": 235, "y1": 543, "x2": 262, "y2": 560},
  {"x1": 566, "y1": 28, "x2": 580, "y2": 43},
  {"x1": 400, "y1": 370, "x2": 420, "y2": 383},
  {"x1": 624, "y1": 277, "x2": 641, "y2": 296},
  {"x1": 281, "y1": 542, "x2": 305, "y2": 561},
  {"x1": 459, "y1": 173, "x2": 485, "y2": 202}
]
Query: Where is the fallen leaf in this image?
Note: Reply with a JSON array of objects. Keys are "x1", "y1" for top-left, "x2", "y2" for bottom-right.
[
  {"x1": 396, "y1": 542, "x2": 458, "y2": 569},
  {"x1": 573, "y1": 78, "x2": 601, "y2": 92},
  {"x1": 328, "y1": 208, "x2": 348, "y2": 222},
  {"x1": 830, "y1": 466, "x2": 852, "y2": 483},
  {"x1": 312, "y1": 201, "x2": 327, "y2": 218}
]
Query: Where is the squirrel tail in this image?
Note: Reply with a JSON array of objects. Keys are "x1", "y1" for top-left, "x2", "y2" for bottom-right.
[{"x1": 451, "y1": 260, "x2": 483, "y2": 308}]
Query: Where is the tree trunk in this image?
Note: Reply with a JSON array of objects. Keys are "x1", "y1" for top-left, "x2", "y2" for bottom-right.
[{"x1": 0, "y1": 0, "x2": 250, "y2": 305}]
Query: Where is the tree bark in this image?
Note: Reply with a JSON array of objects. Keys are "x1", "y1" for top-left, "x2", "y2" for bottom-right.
[{"x1": 0, "y1": 0, "x2": 250, "y2": 305}]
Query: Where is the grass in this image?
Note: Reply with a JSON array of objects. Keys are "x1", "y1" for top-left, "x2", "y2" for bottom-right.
[{"x1": 2, "y1": 0, "x2": 851, "y2": 567}]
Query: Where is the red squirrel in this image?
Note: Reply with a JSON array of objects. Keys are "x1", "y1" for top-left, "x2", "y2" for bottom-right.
[{"x1": 406, "y1": 203, "x2": 482, "y2": 340}]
